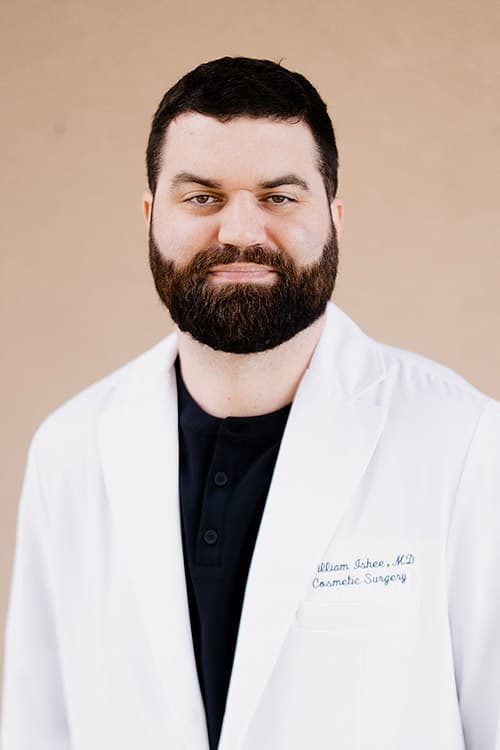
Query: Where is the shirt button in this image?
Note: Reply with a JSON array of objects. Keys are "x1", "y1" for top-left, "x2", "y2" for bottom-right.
[
  {"x1": 213, "y1": 471, "x2": 228, "y2": 487},
  {"x1": 203, "y1": 529, "x2": 218, "y2": 545}
]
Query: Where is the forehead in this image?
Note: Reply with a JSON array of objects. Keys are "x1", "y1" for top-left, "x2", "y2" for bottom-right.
[{"x1": 159, "y1": 113, "x2": 322, "y2": 185}]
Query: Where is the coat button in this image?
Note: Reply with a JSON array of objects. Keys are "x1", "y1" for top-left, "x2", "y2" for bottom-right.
[
  {"x1": 213, "y1": 471, "x2": 228, "y2": 487},
  {"x1": 203, "y1": 529, "x2": 218, "y2": 545}
]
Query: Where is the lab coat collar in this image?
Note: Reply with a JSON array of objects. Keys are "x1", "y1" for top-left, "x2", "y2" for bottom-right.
[
  {"x1": 97, "y1": 333, "x2": 208, "y2": 749},
  {"x1": 97, "y1": 302, "x2": 392, "y2": 749},
  {"x1": 219, "y1": 303, "x2": 392, "y2": 748}
]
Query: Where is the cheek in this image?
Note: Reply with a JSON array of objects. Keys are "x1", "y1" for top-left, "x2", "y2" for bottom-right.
[
  {"x1": 271, "y1": 220, "x2": 329, "y2": 265},
  {"x1": 152, "y1": 213, "x2": 216, "y2": 261}
]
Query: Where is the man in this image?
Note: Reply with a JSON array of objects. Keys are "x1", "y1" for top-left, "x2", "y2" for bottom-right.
[{"x1": 1, "y1": 57, "x2": 499, "y2": 750}]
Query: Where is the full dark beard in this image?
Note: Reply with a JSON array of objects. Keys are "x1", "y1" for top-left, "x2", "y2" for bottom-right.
[{"x1": 149, "y1": 226, "x2": 338, "y2": 354}]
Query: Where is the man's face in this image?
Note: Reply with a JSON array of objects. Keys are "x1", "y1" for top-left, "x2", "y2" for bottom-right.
[{"x1": 144, "y1": 113, "x2": 343, "y2": 353}]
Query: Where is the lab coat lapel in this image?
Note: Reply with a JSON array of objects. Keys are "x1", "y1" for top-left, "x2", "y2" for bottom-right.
[
  {"x1": 219, "y1": 304, "x2": 393, "y2": 749},
  {"x1": 97, "y1": 336, "x2": 208, "y2": 750}
]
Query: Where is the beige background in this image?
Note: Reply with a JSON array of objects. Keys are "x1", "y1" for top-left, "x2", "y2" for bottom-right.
[{"x1": 1, "y1": 0, "x2": 499, "y2": 690}]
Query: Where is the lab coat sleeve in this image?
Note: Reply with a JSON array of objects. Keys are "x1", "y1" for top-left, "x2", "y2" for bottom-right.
[
  {"x1": 1, "y1": 432, "x2": 71, "y2": 749},
  {"x1": 447, "y1": 400, "x2": 500, "y2": 750}
]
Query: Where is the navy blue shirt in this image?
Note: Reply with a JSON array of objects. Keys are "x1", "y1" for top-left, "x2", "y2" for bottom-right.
[{"x1": 175, "y1": 359, "x2": 290, "y2": 749}]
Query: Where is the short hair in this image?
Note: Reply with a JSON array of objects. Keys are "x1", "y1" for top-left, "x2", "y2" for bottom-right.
[{"x1": 146, "y1": 56, "x2": 339, "y2": 200}]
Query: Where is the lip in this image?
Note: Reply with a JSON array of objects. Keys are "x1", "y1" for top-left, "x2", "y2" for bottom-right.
[
  {"x1": 208, "y1": 262, "x2": 277, "y2": 283},
  {"x1": 209, "y1": 262, "x2": 275, "y2": 273}
]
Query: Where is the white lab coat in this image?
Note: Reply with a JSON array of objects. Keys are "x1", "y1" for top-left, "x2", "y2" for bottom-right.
[{"x1": 2, "y1": 302, "x2": 500, "y2": 749}]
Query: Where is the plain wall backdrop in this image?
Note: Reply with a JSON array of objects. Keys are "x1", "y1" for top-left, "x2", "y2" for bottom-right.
[{"x1": 1, "y1": 0, "x2": 499, "y2": 694}]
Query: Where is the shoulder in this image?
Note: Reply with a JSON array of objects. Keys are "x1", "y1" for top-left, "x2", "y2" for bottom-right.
[
  {"x1": 30, "y1": 333, "x2": 177, "y2": 455},
  {"x1": 325, "y1": 303, "x2": 498, "y2": 434},
  {"x1": 326, "y1": 303, "x2": 495, "y2": 407},
  {"x1": 376, "y1": 337, "x2": 499, "y2": 443},
  {"x1": 379, "y1": 340, "x2": 488, "y2": 402}
]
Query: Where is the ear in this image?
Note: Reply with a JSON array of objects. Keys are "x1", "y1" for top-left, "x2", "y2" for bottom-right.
[
  {"x1": 330, "y1": 196, "x2": 344, "y2": 240},
  {"x1": 142, "y1": 190, "x2": 153, "y2": 229}
]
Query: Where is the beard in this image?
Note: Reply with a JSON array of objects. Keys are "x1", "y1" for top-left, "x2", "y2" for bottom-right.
[{"x1": 149, "y1": 225, "x2": 338, "y2": 354}]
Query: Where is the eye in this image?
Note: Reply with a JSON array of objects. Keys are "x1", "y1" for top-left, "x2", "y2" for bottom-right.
[
  {"x1": 186, "y1": 194, "x2": 219, "y2": 206},
  {"x1": 265, "y1": 194, "x2": 295, "y2": 205}
]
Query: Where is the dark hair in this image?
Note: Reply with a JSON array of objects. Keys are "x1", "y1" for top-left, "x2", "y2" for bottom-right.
[{"x1": 146, "y1": 56, "x2": 339, "y2": 200}]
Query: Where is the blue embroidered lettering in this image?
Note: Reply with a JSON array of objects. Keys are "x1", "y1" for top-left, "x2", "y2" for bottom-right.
[
  {"x1": 393, "y1": 553, "x2": 415, "y2": 566},
  {"x1": 316, "y1": 561, "x2": 349, "y2": 573},
  {"x1": 354, "y1": 557, "x2": 385, "y2": 570},
  {"x1": 312, "y1": 575, "x2": 361, "y2": 588},
  {"x1": 312, "y1": 550, "x2": 416, "y2": 590},
  {"x1": 364, "y1": 572, "x2": 407, "y2": 586}
]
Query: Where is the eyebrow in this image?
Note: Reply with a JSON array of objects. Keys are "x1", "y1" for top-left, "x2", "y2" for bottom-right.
[
  {"x1": 170, "y1": 171, "x2": 310, "y2": 192},
  {"x1": 170, "y1": 172, "x2": 223, "y2": 190},
  {"x1": 258, "y1": 174, "x2": 310, "y2": 192}
]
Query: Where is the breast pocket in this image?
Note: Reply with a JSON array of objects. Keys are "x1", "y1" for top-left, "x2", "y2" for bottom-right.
[{"x1": 296, "y1": 597, "x2": 417, "y2": 631}]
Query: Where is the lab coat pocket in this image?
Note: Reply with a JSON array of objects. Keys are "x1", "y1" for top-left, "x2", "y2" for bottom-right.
[
  {"x1": 296, "y1": 597, "x2": 417, "y2": 631},
  {"x1": 286, "y1": 597, "x2": 419, "y2": 749}
]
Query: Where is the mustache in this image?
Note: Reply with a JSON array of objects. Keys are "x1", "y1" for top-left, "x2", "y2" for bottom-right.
[{"x1": 176, "y1": 244, "x2": 296, "y2": 277}]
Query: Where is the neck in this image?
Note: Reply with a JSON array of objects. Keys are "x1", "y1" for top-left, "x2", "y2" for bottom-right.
[{"x1": 176, "y1": 315, "x2": 326, "y2": 418}]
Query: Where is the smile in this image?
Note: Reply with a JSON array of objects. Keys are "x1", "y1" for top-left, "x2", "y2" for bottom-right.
[{"x1": 207, "y1": 263, "x2": 277, "y2": 284}]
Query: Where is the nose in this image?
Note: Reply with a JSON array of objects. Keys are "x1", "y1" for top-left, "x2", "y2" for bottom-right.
[{"x1": 217, "y1": 192, "x2": 267, "y2": 248}]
